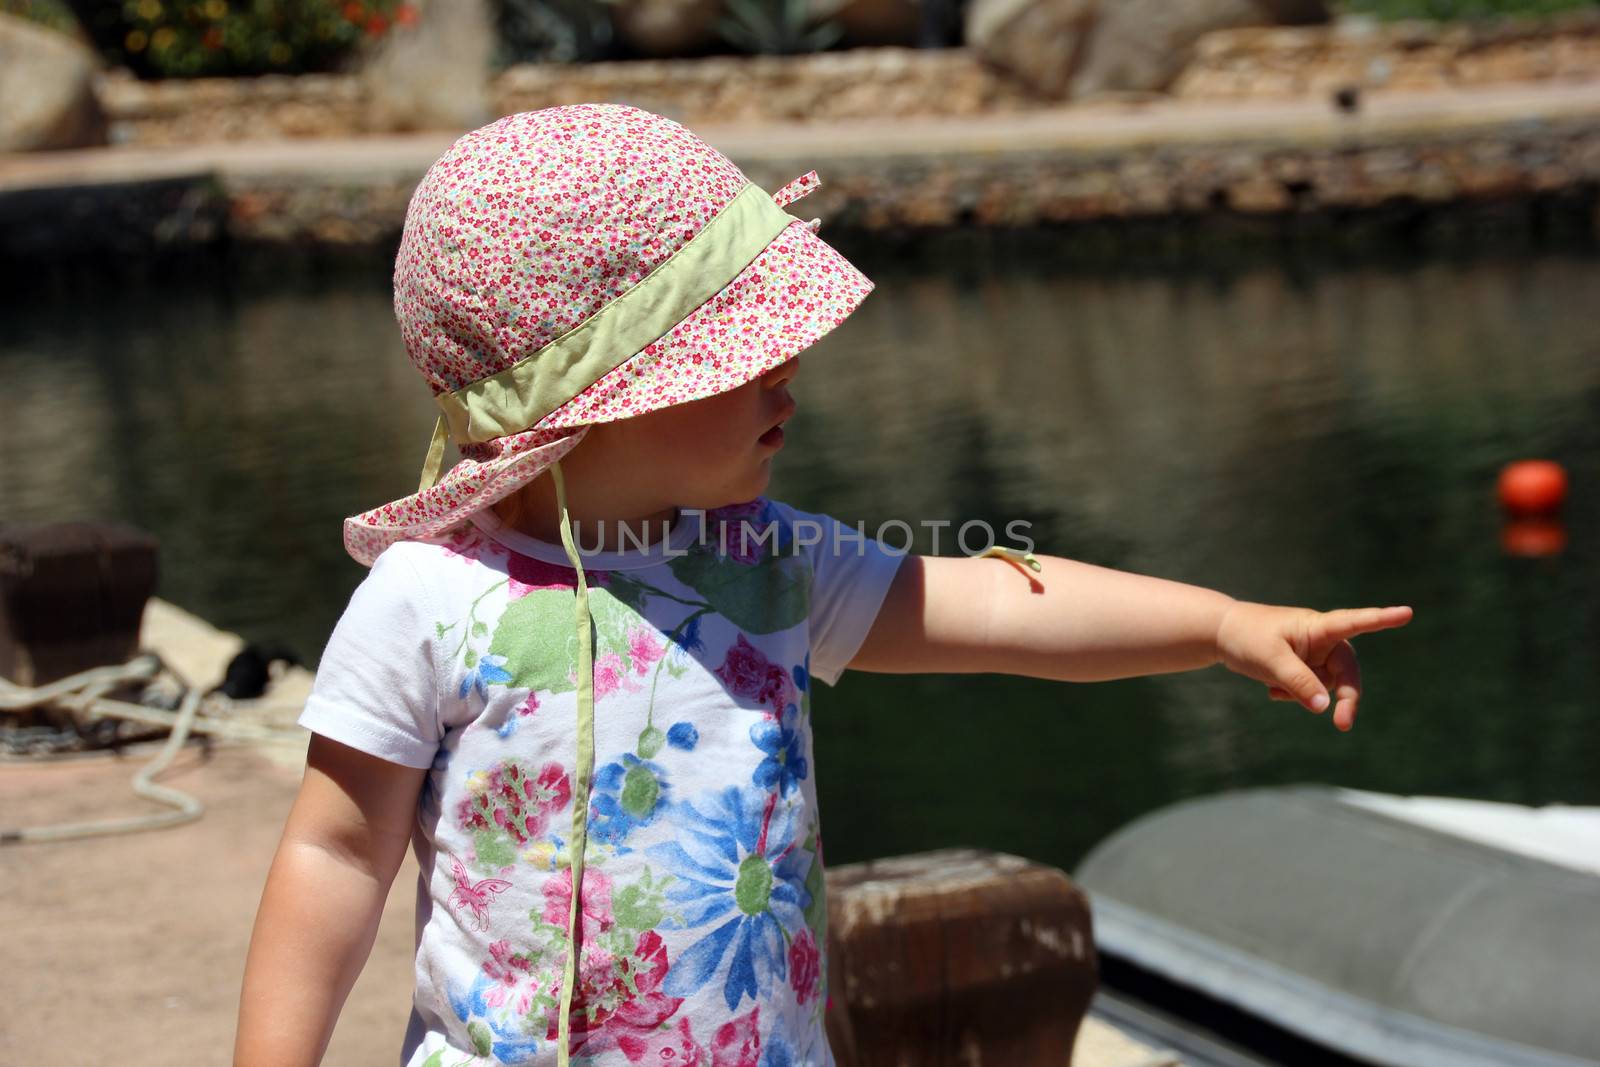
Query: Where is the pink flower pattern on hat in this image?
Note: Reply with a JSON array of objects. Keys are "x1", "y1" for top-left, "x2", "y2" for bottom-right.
[{"x1": 343, "y1": 103, "x2": 874, "y2": 567}]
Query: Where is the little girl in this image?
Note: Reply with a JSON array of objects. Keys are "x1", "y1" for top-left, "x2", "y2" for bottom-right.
[{"x1": 234, "y1": 104, "x2": 1411, "y2": 1067}]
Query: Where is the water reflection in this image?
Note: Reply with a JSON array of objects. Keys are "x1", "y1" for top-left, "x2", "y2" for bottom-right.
[{"x1": 2, "y1": 243, "x2": 1596, "y2": 872}]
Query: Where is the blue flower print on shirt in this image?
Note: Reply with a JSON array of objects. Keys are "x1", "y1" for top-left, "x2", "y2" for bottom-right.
[
  {"x1": 650, "y1": 786, "x2": 812, "y2": 1011},
  {"x1": 590, "y1": 752, "x2": 671, "y2": 851},
  {"x1": 763, "y1": 1033, "x2": 795, "y2": 1067},
  {"x1": 447, "y1": 972, "x2": 541, "y2": 1064},
  {"x1": 458, "y1": 653, "x2": 511, "y2": 703},
  {"x1": 749, "y1": 702, "x2": 807, "y2": 797},
  {"x1": 667, "y1": 721, "x2": 699, "y2": 751},
  {"x1": 669, "y1": 613, "x2": 704, "y2": 662},
  {"x1": 793, "y1": 654, "x2": 809, "y2": 694}
]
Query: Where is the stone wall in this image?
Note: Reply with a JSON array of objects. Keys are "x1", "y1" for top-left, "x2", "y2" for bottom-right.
[
  {"x1": 93, "y1": 48, "x2": 1047, "y2": 147},
  {"x1": 1175, "y1": 11, "x2": 1600, "y2": 100},
  {"x1": 86, "y1": 15, "x2": 1600, "y2": 147}
]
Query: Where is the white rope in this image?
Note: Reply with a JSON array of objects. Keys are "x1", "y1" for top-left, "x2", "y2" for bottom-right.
[{"x1": 0, "y1": 656, "x2": 302, "y2": 845}]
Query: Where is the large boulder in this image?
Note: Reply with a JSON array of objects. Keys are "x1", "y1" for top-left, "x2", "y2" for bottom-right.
[
  {"x1": 357, "y1": 0, "x2": 494, "y2": 132},
  {"x1": 967, "y1": 0, "x2": 1328, "y2": 100},
  {"x1": 0, "y1": 12, "x2": 107, "y2": 151}
]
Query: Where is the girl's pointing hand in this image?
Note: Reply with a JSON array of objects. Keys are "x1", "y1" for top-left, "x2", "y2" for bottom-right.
[{"x1": 1214, "y1": 602, "x2": 1415, "y2": 732}]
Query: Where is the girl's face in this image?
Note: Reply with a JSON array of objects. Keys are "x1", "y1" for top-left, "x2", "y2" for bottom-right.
[
  {"x1": 606, "y1": 354, "x2": 801, "y2": 508},
  {"x1": 492, "y1": 355, "x2": 801, "y2": 543}
]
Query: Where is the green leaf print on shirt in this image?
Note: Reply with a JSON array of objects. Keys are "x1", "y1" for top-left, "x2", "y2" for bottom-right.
[
  {"x1": 488, "y1": 587, "x2": 579, "y2": 694},
  {"x1": 489, "y1": 585, "x2": 667, "y2": 695},
  {"x1": 667, "y1": 546, "x2": 810, "y2": 634},
  {"x1": 801, "y1": 822, "x2": 827, "y2": 944}
]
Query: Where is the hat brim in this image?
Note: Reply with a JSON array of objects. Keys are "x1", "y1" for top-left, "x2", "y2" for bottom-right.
[
  {"x1": 343, "y1": 219, "x2": 873, "y2": 567},
  {"x1": 539, "y1": 218, "x2": 875, "y2": 431}
]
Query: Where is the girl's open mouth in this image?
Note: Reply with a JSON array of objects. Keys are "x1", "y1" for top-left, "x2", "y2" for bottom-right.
[{"x1": 759, "y1": 424, "x2": 785, "y2": 448}]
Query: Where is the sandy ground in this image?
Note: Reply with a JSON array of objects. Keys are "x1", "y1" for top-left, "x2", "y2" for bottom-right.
[
  {"x1": 0, "y1": 736, "x2": 1179, "y2": 1067},
  {"x1": 0, "y1": 736, "x2": 419, "y2": 1066},
  {"x1": 0, "y1": 598, "x2": 1173, "y2": 1066}
]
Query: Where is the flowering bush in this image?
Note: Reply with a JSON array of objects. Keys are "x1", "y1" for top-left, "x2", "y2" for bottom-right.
[
  {"x1": 62, "y1": 0, "x2": 420, "y2": 79},
  {"x1": 1, "y1": 0, "x2": 82, "y2": 35}
]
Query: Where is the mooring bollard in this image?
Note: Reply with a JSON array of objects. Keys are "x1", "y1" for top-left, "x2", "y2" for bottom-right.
[
  {"x1": 0, "y1": 521, "x2": 159, "y2": 689},
  {"x1": 825, "y1": 848, "x2": 1097, "y2": 1067}
]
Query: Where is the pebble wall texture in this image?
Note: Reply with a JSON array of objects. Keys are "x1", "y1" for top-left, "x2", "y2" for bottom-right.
[{"x1": 90, "y1": 14, "x2": 1600, "y2": 145}]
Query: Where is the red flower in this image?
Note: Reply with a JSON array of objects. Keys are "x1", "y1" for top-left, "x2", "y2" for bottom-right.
[
  {"x1": 789, "y1": 929, "x2": 821, "y2": 1005},
  {"x1": 555, "y1": 930, "x2": 687, "y2": 1056},
  {"x1": 506, "y1": 550, "x2": 608, "y2": 597},
  {"x1": 710, "y1": 1006, "x2": 762, "y2": 1067},
  {"x1": 714, "y1": 634, "x2": 780, "y2": 709},
  {"x1": 755, "y1": 663, "x2": 793, "y2": 714}
]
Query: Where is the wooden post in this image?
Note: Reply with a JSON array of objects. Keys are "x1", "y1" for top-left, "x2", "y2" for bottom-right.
[
  {"x1": 0, "y1": 522, "x2": 159, "y2": 689},
  {"x1": 825, "y1": 848, "x2": 1097, "y2": 1067}
]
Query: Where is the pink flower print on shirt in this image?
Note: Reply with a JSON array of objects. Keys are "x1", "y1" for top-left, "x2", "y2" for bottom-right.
[
  {"x1": 541, "y1": 865, "x2": 615, "y2": 943},
  {"x1": 710, "y1": 1006, "x2": 762, "y2": 1067},
  {"x1": 481, "y1": 938, "x2": 538, "y2": 1013},
  {"x1": 457, "y1": 760, "x2": 572, "y2": 848},
  {"x1": 788, "y1": 929, "x2": 821, "y2": 1005},
  {"x1": 613, "y1": 1005, "x2": 760, "y2": 1067},
  {"x1": 569, "y1": 649, "x2": 647, "y2": 700},
  {"x1": 594, "y1": 650, "x2": 628, "y2": 701},
  {"x1": 518, "y1": 691, "x2": 540, "y2": 718},
  {"x1": 706, "y1": 500, "x2": 770, "y2": 566},
  {"x1": 714, "y1": 634, "x2": 794, "y2": 715},
  {"x1": 440, "y1": 524, "x2": 494, "y2": 564},
  {"x1": 617, "y1": 1015, "x2": 704, "y2": 1065},
  {"x1": 627, "y1": 626, "x2": 665, "y2": 674}
]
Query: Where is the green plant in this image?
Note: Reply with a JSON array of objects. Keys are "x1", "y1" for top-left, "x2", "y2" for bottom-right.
[
  {"x1": 716, "y1": 0, "x2": 843, "y2": 54},
  {"x1": 491, "y1": 0, "x2": 618, "y2": 65},
  {"x1": 1336, "y1": 0, "x2": 1600, "y2": 18},
  {"x1": 1, "y1": 0, "x2": 83, "y2": 34},
  {"x1": 63, "y1": 0, "x2": 419, "y2": 79}
]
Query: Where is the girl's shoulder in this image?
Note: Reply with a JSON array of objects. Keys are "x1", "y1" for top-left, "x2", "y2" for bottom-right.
[{"x1": 352, "y1": 522, "x2": 510, "y2": 620}]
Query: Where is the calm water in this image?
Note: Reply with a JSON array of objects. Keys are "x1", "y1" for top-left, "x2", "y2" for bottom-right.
[{"x1": 3, "y1": 238, "x2": 1597, "y2": 876}]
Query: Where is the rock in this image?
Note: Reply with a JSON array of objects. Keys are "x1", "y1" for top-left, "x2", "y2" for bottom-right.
[
  {"x1": 0, "y1": 12, "x2": 107, "y2": 151},
  {"x1": 1074, "y1": 0, "x2": 1329, "y2": 97},
  {"x1": 966, "y1": 0, "x2": 1328, "y2": 100},
  {"x1": 610, "y1": 0, "x2": 724, "y2": 56},
  {"x1": 966, "y1": 0, "x2": 1098, "y2": 99},
  {"x1": 356, "y1": 0, "x2": 494, "y2": 133}
]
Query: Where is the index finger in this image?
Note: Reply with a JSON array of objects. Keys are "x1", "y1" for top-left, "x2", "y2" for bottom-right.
[{"x1": 1315, "y1": 606, "x2": 1414, "y2": 643}]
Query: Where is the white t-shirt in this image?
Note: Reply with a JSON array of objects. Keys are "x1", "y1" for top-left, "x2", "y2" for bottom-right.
[{"x1": 298, "y1": 497, "x2": 905, "y2": 1066}]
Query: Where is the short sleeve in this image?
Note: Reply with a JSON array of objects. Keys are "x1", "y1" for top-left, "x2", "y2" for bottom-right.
[
  {"x1": 297, "y1": 544, "x2": 443, "y2": 769},
  {"x1": 771, "y1": 499, "x2": 908, "y2": 688}
]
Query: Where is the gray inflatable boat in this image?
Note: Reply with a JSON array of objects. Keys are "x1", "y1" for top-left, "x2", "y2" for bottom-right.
[{"x1": 1075, "y1": 785, "x2": 1600, "y2": 1067}]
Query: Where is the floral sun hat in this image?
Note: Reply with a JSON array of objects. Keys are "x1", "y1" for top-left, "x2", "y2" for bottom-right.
[
  {"x1": 343, "y1": 102, "x2": 875, "y2": 1064},
  {"x1": 344, "y1": 102, "x2": 872, "y2": 568}
]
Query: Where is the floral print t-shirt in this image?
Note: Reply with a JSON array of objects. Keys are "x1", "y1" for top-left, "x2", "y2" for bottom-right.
[{"x1": 297, "y1": 497, "x2": 905, "y2": 1067}]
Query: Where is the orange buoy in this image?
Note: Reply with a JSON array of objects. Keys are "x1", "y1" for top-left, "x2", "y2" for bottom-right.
[
  {"x1": 1497, "y1": 460, "x2": 1568, "y2": 516},
  {"x1": 1501, "y1": 518, "x2": 1567, "y2": 558}
]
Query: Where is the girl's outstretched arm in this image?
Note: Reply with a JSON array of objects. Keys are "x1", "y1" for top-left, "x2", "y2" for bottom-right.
[
  {"x1": 848, "y1": 553, "x2": 1412, "y2": 732},
  {"x1": 235, "y1": 735, "x2": 426, "y2": 1066}
]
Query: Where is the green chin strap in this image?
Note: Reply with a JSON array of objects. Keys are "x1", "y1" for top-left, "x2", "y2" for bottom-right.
[{"x1": 548, "y1": 458, "x2": 594, "y2": 1067}]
